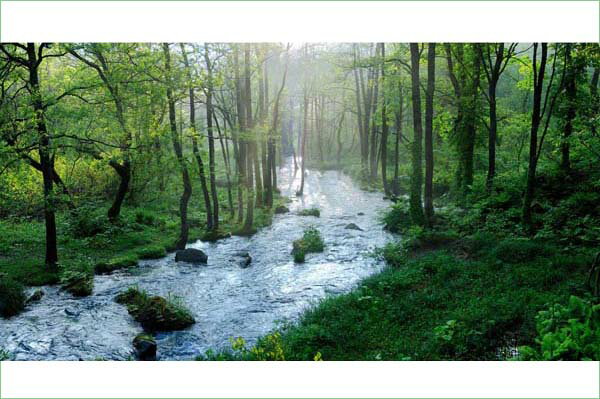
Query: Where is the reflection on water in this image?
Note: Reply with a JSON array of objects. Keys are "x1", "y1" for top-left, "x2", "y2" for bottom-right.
[{"x1": 0, "y1": 160, "x2": 392, "y2": 360}]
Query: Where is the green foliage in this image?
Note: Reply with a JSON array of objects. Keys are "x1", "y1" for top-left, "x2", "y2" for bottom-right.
[
  {"x1": 382, "y1": 200, "x2": 411, "y2": 233},
  {"x1": 0, "y1": 277, "x2": 26, "y2": 318},
  {"x1": 0, "y1": 348, "x2": 11, "y2": 360},
  {"x1": 115, "y1": 287, "x2": 195, "y2": 332},
  {"x1": 292, "y1": 227, "x2": 325, "y2": 263},
  {"x1": 519, "y1": 296, "x2": 600, "y2": 360}
]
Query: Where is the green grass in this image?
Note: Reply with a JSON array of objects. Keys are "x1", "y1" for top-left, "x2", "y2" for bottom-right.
[
  {"x1": 271, "y1": 235, "x2": 592, "y2": 360},
  {"x1": 292, "y1": 227, "x2": 325, "y2": 263}
]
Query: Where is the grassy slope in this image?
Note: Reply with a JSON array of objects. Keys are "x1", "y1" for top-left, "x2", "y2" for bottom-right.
[
  {"x1": 275, "y1": 236, "x2": 591, "y2": 360},
  {"x1": 0, "y1": 187, "x2": 284, "y2": 287}
]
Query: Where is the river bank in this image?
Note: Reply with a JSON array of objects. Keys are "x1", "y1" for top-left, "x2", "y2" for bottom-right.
[{"x1": 0, "y1": 162, "x2": 393, "y2": 360}]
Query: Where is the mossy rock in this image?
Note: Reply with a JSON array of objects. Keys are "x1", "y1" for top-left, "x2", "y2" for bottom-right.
[
  {"x1": 274, "y1": 205, "x2": 290, "y2": 214},
  {"x1": 116, "y1": 287, "x2": 195, "y2": 332},
  {"x1": 0, "y1": 278, "x2": 26, "y2": 318},
  {"x1": 61, "y1": 272, "x2": 93, "y2": 297},
  {"x1": 133, "y1": 333, "x2": 156, "y2": 361},
  {"x1": 26, "y1": 289, "x2": 44, "y2": 304},
  {"x1": 298, "y1": 208, "x2": 320, "y2": 217},
  {"x1": 292, "y1": 227, "x2": 325, "y2": 263},
  {"x1": 95, "y1": 255, "x2": 138, "y2": 274}
]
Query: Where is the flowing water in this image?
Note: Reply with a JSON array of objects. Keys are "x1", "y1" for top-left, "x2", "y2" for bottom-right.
[{"x1": 0, "y1": 161, "x2": 393, "y2": 360}]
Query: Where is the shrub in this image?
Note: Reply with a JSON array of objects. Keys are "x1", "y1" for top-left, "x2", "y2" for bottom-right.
[
  {"x1": 297, "y1": 208, "x2": 320, "y2": 217},
  {"x1": 382, "y1": 201, "x2": 411, "y2": 233},
  {"x1": 292, "y1": 227, "x2": 325, "y2": 263},
  {"x1": 66, "y1": 205, "x2": 110, "y2": 237},
  {"x1": 134, "y1": 209, "x2": 158, "y2": 226},
  {"x1": 518, "y1": 296, "x2": 600, "y2": 360},
  {"x1": 116, "y1": 287, "x2": 195, "y2": 332},
  {"x1": 0, "y1": 278, "x2": 26, "y2": 318},
  {"x1": 490, "y1": 238, "x2": 553, "y2": 264}
]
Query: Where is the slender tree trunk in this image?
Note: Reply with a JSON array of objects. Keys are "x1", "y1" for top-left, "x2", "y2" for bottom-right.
[
  {"x1": 242, "y1": 44, "x2": 255, "y2": 232},
  {"x1": 561, "y1": 44, "x2": 576, "y2": 173},
  {"x1": 380, "y1": 43, "x2": 390, "y2": 195},
  {"x1": 298, "y1": 92, "x2": 309, "y2": 196},
  {"x1": 233, "y1": 45, "x2": 245, "y2": 223},
  {"x1": 26, "y1": 43, "x2": 58, "y2": 267},
  {"x1": 522, "y1": 43, "x2": 547, "y2": 231},
  {"x1": 424, "y1": 43, "x2": 436, "y2": 226},
  {"x1": 409, "y1": 43, "x2": 425, "y2": 225},
  {"x1": 204, "y1": 43, "x2": 219, "y2": 230},
  {"x1": 163, "y1": 43, "x2": 192, "y2": 249},
  {"x1": 180, "y1": 44, "x2": 213, "y2": 231}
]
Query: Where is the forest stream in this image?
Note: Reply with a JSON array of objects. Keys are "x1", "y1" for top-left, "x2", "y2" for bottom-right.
[{"x1": 0, "y1": 160, "x2": 392, "y2": 360}]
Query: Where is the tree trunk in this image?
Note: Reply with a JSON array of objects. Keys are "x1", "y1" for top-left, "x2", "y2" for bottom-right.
[
  {"x1": 26, "y1": 43, "x2": 58, "y2": 268},
  {"x1": 561, "y1": 44, "x2": 576, "y2": 173},
  {"x1": 522, "y1": 43, "x2": 548, "y2": 232},
  {"x1": 424, "y1": 43, "x2": 436, "y2": 226},
  {"x1": 163, "y1": 43, "x2": 191, "y2": 249},
  {"x1": 409, "y1": 43, "x2": 425, "y2": 225},
  {"x1": 242, "y1": 44, "x2": 255, "y2": 232},
  {"x1": 180, "y1": 44, "x2": 213, "y2": 231},
  {"x1": 204, "y1": 43, "x2": 220, "y2": 230}
]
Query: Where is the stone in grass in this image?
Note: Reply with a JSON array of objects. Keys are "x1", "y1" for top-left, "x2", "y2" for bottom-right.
[
  {"x1": 175, "y1": 248, "x2": 208, "y2": 264},
  {"x1": 344, "y1": 223, "x2": 363, "y2": 231},
  {"x1": 133, "y1": 333, "x2": 156, "y2": 361},
  {"x1": 274, "y1": 205, "x2": 290, "y2": 214},
  {"x1": 116, "y1": 287, "x2": 195, "y2": 332}
]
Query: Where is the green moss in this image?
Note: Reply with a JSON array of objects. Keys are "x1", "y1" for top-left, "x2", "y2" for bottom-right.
[
  {"x1": 292, "y1": 227, "x2": 325, "y2": 263},
  {"x1": 298, "y1": 208, "x2": 320, "y2": 217},
  {"x1": 0, "y1": 278, "x2": 26, "y2": 318},
  {"x1": 136, "y1": 246, "x2": 167, "y2": 260},
  {"x1": 116, "y1": 287, "x2": 195, "y2": 332}
]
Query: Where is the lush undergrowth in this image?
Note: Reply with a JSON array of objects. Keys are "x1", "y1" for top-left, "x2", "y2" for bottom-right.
[{"x1": 242, "y1": 164, "x2": 600, "y2": 361}]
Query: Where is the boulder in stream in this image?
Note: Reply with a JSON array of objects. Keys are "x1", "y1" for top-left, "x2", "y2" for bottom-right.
[
  {"x1": 175, "y1": 248, "x2": 208, "y2": 264},
  {"x1": 116, "y1": 287, "x2": 195, "y2": 332},
  {"x1": 26, "y1": 289, "x2": 44, "y2": 304},
  {"x1": 344, "y1": 223, "x2": 363, "y2": 231},
  {"x1": 274, "y1": 205, "x2": 290, "y2": 214},
  {"x1": 233, "y1": 251, "x2": 252, "y2": 268},
  {"x1": 357, "y1": 212, "x2": 365, "y2": 216},
  {"x1": 133, "y1": 333, "x2": 156, "y2": 361}
]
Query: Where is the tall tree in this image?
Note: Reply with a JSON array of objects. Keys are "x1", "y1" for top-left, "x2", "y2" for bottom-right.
[
  {"x1": 424, "y1": 43, "x2": 436, "y2": 226},
  {"x1": 409, "y1": 43, "x2": 424, "y2": 225},
  {"x1": 162, "y1": 43, "x2": 192, "y2": 249},
  {"x1": 180, "y1": 44, "x2": 213, "y2": 231},
  {"x1": 203, "y1": 43, "x2": 220, "y2": 230},
  {"x1": 478, "y1": 43, "x2": 517, "y2": 191},
  {"x1": 380, "y1": 43, "x2": 390, "y2": 196}
]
